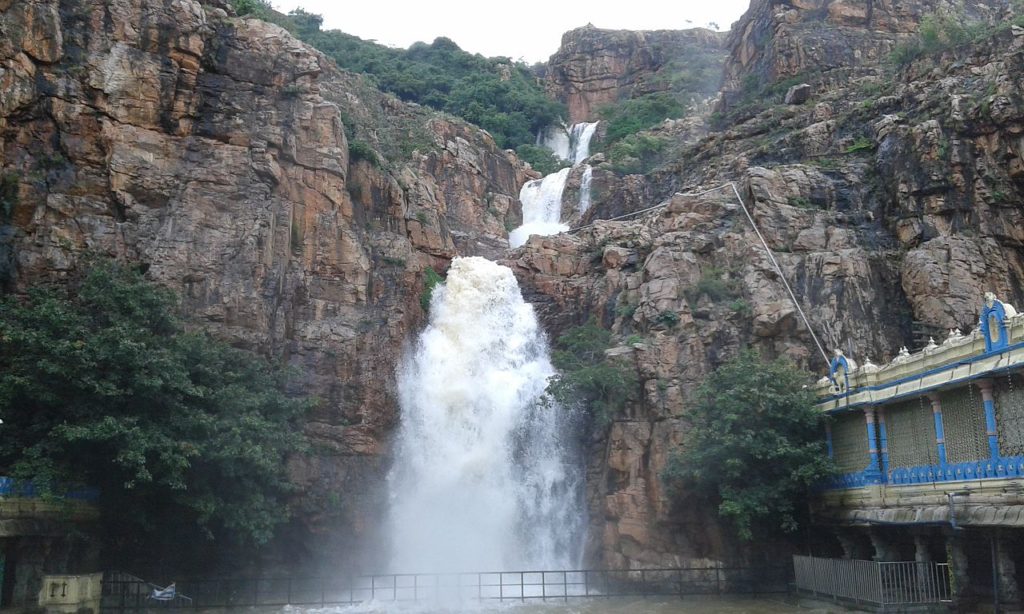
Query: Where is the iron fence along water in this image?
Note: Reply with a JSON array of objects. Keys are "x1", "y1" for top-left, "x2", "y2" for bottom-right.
[
  {"x1": 100, "y1": 566, "x2": 790, "y2": 610},
  {"x1": 793, "y1": 555, "x2": 951, "y2": 607}
]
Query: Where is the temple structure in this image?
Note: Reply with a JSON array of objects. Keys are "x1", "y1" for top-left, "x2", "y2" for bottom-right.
[
  {"x1": 813, "y1": 293, "x2": 1024, "y2": 605},
  {"x1": 0, "y1": 479, "x2": 98, "y2": 607}
]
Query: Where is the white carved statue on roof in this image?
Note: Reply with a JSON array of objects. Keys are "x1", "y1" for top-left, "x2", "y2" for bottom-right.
[
  {"x1": 891, "y1": 346, "x2": 912, "y2": 365},
  {"x1": 984, "y1": 291, "x2": 1018, "y2": 317},
  {"x1": 832, "y1": 348, "x2": 858, "y2": 370}
]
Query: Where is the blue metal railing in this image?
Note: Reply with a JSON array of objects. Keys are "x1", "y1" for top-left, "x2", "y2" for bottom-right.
[{"x1": 0, "y1": 476, "x2": 99, "y2": 501}]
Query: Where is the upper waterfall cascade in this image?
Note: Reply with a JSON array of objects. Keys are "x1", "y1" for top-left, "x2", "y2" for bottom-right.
[
  {"x1": 510, "y1": 121, "x2": 598, "y2": 248},
  {"x1": 388, "y1": 257, "x2": 583, "y2": 574}
]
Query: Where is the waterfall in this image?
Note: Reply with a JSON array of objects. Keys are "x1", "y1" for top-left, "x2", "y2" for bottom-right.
[
  {"x1": 578, "y1": 165, "x2": 593, "y2": 215},
  {"x1": 537, "y1": 125, "x2": 571, "y2": 161},
  {"x1": 569, "y1": 122, "x2": 599, "y2": 165},
  {"x1": 510, "y1": 121, "x2": 598, "y2": 248},
  {"x1": 508, "y1": 168, "x2": 571, "y2": 248},
  {"x1": 388, "y1": 257, "x2": 583, "y2": 574}
]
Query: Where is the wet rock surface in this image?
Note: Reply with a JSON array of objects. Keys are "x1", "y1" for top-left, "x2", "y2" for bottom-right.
[
  {"x1": 0, "y1": 0, "x2": 532, "y2": 572},
  {"x1": 546, "y1": 25, "x2": 728, "y2": 124},
  {"x1": 519, "y1": 0, "x2": 1024, "y2": 570}
]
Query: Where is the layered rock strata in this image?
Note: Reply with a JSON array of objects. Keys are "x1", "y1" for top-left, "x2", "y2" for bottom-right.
[
  {"x1": 0, "y1": 0, "x2": 532, "y2": 571},
  {"x1": 546, "y1": 25, "x2": 728, "y2": 124},
  {"x1": 516, "y1": 3, "x2": 1024, "y2": 570}
]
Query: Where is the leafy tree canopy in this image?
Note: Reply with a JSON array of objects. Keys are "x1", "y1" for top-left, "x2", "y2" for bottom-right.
[
  {"x1": 0, "y1": 261, "x2": 309, "y2": 565},
  {"x1": 662, "y1": 350, "x2": 834, "y2": 542},
  {"x1": 234, "y1": 3, "x2": 567, "y2": 151},
  {"x1": 547, "y1": 319, "x2": 637, "y2": 428}
]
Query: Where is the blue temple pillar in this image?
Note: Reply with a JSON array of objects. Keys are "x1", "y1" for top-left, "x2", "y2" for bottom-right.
[
  {"x1": 877, "y1": 408, "x2": 890, "y2": 477},
  {"x1": 977, "y1": 379, "x2": 1000, "y2": 461},
  {"x1": 825, "y1": 421, "x2": 834, "y2": 458},
  {"x1": 927, "y1": 392, "x2": 948, "y2": 466},
  {"x1": 864, "y1": 407, "x2": 883, "y2": 483}
]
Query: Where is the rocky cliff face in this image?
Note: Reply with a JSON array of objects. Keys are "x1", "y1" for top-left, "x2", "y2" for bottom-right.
[
  {"x1": 722, "y1": 0, "x2": 1008, "y2": 97},
  {"x1": 5, "y1": 0, "x2": 1024, "y2": 578},
  {"x1": 0, "y1": 0, "x2": 533, "y2": 571},
  {"x1": 514, "y1": 3, "x2": 1024, "y2": 569},
  {"x1": 546, "y1": 25, "x2": 728, "y2": 124}
]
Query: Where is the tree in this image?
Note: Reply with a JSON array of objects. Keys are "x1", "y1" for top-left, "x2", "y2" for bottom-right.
[
  {"x1": 547, "y1": 319, "x2": 637, "y2": 428},
  {"x1": 0, "y1": 261, "x2": 309, "y2": 567},
  {"x1": 662, "y1": 350, "x2": 834, "y2": 541}
]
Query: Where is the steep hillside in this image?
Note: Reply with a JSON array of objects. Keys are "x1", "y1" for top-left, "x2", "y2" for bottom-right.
[
  {"x1": 0, "y1": 0, "x2": 533, "y2": 572},
  {"x1": 516, "y1": 0, "x2": 1024, "y2": 568}
]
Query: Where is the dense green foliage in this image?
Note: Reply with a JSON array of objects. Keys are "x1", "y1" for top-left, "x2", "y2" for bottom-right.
[
  {"x1": 515, "y1": 144, "x2": 570, "y2": 176},
  {"x1": 890, "y1": 11, "x2": 991, "y2": 65},
  {"x1": 599, "y1": 94, "x2": 686, "y2": 146},
  {"x1": 547, "y1": 320, "x2": 637, "y2": 427},
  {"x1": 420, "y1": 267, "x2": 445, "y2": 313},
  {"x1": 683, "y1": 267, "x2": 743, "y2": 306},
  {"x1": 662, "y1": 351, "x2": 834, "y2": 541},
  {"x1": 0, "y1": 261, "x2": 308, "y2": 563},
  {"x1": 253, "y1": 8, "x2": 565, "y2": 150},
  {"x1": 890, "y1": 6, "x2": 1024, "y2": 65},
  {"x1": 606, "y1": 133, "x2": 670, "y2": 174}
]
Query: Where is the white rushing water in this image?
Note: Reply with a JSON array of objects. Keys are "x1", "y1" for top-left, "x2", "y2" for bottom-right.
[
  {"x1": 537, "y1": 125, "x2": 571, "y2": 161},
  {"x1": 568, "y1": 122, "x2": 599, "y2": 165},
  {"x1": 508, "y1": 168, "x2": 572, "y2": 248},
  {"x1": 578, "y1": 165, "x2": 593, "y2": 215},
  {"x1": 510, "y1": 122, "x2": 598, "y2": 248},
  {"x1": 388, "y1": 257, "x2": 583, "y2": 574}
]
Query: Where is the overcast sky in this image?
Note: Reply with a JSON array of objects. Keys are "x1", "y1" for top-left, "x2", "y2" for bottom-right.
[{"x1": 269, "y1": 0, "x2": 752, "y2": 62}]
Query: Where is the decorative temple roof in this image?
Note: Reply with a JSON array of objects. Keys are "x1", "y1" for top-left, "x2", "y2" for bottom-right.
[{"x1": 815, "y1": 294, "x2": 1024, "y2": 413}]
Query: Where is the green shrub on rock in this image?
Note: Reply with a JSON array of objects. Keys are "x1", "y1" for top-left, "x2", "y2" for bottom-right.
[{"x1": 662, "y1": 350, "x2": 835, "y2": 541}]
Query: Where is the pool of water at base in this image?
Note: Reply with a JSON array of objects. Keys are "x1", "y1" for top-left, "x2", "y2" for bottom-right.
[{"x1": 278, "y1": 596, "x2": 851, "y2": 613}]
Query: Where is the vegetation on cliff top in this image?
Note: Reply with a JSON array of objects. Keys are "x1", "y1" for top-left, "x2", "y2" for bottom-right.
[
  {"x1": 0, "y1": 261, "x2": 309, "y2": 567},
  {"x1": 663, "y1": 351, "x2": 835, "y2": 542},
  {"x1": 232, "y1": 1, "x2": 565, "y2": 151}
]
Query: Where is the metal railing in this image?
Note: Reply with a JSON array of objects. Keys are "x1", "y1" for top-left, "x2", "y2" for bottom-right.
[
  {"x1": 793, "y1": 555, "x2": 951, "y2": 607},
  {"x1": 101, "y1": 566, "x2": 789, "y2": 610}
]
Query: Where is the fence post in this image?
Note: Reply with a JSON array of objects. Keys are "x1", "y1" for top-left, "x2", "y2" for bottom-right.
[{"x1": 716, "y1": 566, "x2": 722, "y2": 595}]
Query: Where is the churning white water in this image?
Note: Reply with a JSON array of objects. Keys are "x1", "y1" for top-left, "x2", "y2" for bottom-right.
[
  {"x1": 508, "y1": 168, "x2": 572, "y2": 248},
  {"x1": 510, "y1": 122, "x2": 598, "y2": 248},
  {"x1": 388, "y1": 257, "x2": 583, "y2": 574},
  {"x1": 568, "y1": 122, "x2": 599, "y2": 165}
]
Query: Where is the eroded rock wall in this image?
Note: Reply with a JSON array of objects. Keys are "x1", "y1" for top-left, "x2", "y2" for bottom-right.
[
  {"x1": 515, "y1": 4, "x2": 1024, "y2": 570},
  {"x1": 723, "y1": 0, "x2": 1009, "y2": 95},
  {"x1": 545, "y1": 25, "x2": 728, "y2": 124},
  {"x1": 0, "y1": 0, "x2": 533, "y2": 572}
]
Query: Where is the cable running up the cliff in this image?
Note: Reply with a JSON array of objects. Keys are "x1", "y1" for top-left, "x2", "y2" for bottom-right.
[{"x1": 569, "y1": 183, "x2": 832, "y2": 371}]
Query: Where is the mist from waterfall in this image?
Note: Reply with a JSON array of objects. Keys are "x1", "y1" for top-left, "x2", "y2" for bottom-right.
[
  {"x1": 510, "y1": 121, "x2": 598, "y2": 248},
  {"x1": 388, "y1": 257, "x2": 584, "y2": 574}
]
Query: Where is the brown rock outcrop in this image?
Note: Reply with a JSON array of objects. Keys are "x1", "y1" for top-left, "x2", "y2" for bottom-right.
[
  {"x1": 514, "y1": 2, "x2": 1024, "y2": 570},
  {"x1": 0, "y1": 0, "x2": 532, "y2": 572},
  {"x1": 722, "y1": 0, "x2": 1008, "y2": 97},
  {"x1": 546, "y1": 25, "x2": 728, "y2": 123}
]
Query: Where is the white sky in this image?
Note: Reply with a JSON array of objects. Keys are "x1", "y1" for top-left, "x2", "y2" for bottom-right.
[{"x1": 268, "y1": 0, "x2": 752, "y2": 62}]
